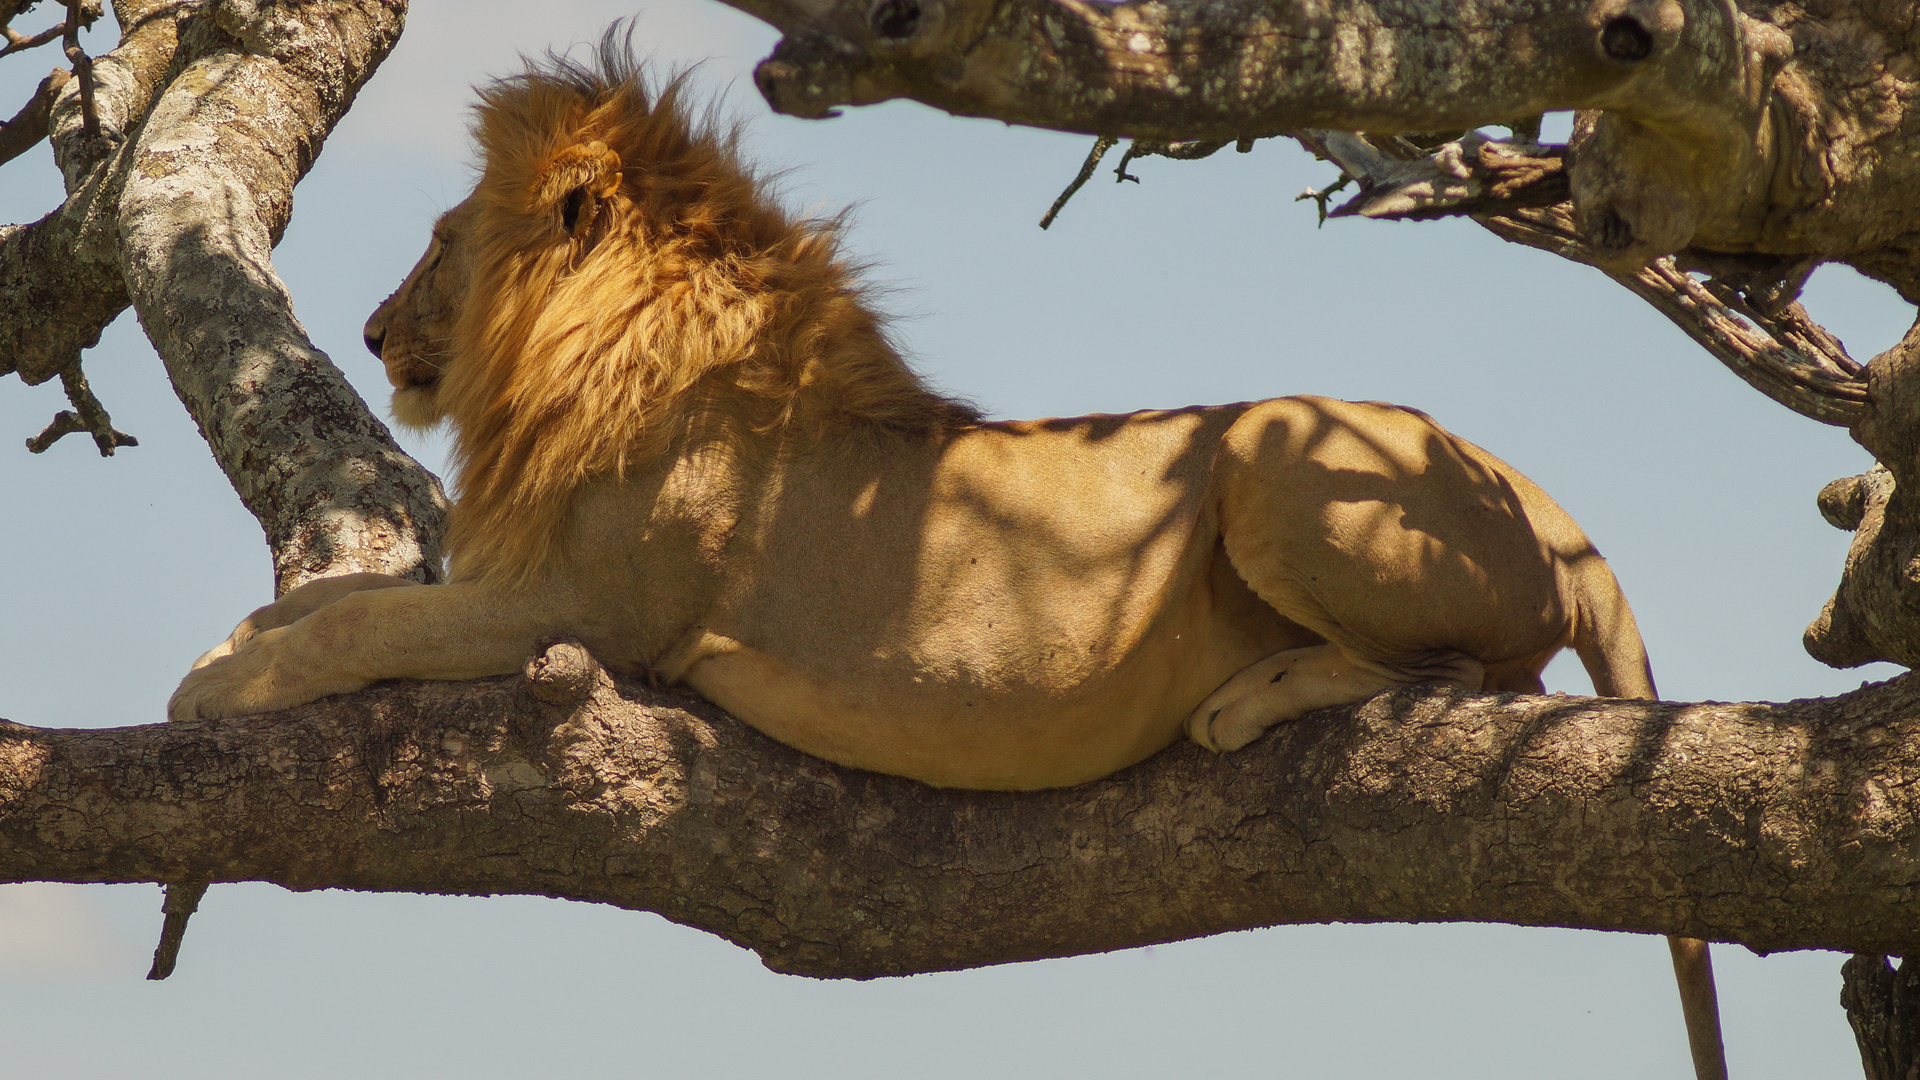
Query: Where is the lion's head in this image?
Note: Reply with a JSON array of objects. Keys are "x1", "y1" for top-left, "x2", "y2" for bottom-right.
[
  {"x1": 365, "y1": 198, "x2": 477, "y2": 430},
  {"x1": 365, "y1": 40, "x2": 972, "y2": 583}
]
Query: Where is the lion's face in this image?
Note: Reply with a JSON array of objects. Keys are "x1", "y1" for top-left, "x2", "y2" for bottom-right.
[{"x1": 364, "y1": 199, "x2": 479, "y2": 429}]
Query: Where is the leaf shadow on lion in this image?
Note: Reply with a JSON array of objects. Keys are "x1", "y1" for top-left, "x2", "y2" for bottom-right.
[{"x1": 166, "y1": 36, "x2": 1724, "y2": 1080}]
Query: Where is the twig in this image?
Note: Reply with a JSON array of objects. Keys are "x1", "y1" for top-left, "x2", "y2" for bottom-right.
[
  {"x1": 0, "y1": 20, "x2": 64, "y2": 57},
  {"x1": 1283, "y1": 129, "x2": 1866, "y2": 426},
  {"x1": 1038, "y1": 135, "x2": 1116, "y2": 229},
  {"x1": 1480, "y1": 205, "x2": 1866, "y2": 426},
  {"x1": 1114, "y1": 138, "x2": 1230, "y2": 183},
  {"x1": 26, "y1": 363, "x2": 139, "y2": 454},
  {"x1": 0, "y1": 0, "x2": 92, "y2": 60},
  {"x1": 1042, "y1": 136, "x2": 1262, "y2": 228},
  {"x1": 146, "y1": 881, "x2": 209, "y2": 980},
  {"x1": 0, "y1": 65, "x2": 65, "y2": 165},
  {"x1": 1295, "y1": 175, "x2": 1352, "y2": 226},
  {"x1": 60, "y1": 0, "x2": 97, "y2": 138}
]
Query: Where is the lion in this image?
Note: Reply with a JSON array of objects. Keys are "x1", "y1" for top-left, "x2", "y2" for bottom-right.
[
  {"x1": 168, "y1": 50, "x2": 1658, "y2": 784},
  {"x1": 166, "y1": 45, "x2": 1725, "y2": 1079}
]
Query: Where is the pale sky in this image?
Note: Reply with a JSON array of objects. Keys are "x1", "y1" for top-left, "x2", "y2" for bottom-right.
[{"x1": 0, "y1": 1, "x2": 1910, "y2": 1076}]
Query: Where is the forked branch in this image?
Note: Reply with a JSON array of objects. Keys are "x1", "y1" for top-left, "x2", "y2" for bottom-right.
[{"x1": 24, "y1": 362, "x2": 136, "y2": 454}]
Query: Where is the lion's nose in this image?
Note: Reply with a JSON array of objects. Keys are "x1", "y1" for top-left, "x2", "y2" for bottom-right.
[{"x1": 364, "y1": 330, "x2": 385, "y2": 359}]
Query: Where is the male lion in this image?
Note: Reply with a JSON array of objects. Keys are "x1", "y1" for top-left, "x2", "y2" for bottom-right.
[
  {"x1": 169, "y1": 52, "x2": 1656, "y2": 783},
  {"x1": 168, "y1": 47, "x2": 1721, "y2": 1078}
]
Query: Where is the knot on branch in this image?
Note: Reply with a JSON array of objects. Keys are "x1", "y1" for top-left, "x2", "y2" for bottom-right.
[
  {"x1": 1805, "y1": 466, "x2": 1918, "y2": 669},
  {"x1": 523, "y1": 640, "x2": 605, "y2": 706},
  {"x1": 211, "y1": 0, "x2": 321, "y2": 60},
  {"x1": 1841, "y1": 954, "x2": 1920, "y2": 1080}
]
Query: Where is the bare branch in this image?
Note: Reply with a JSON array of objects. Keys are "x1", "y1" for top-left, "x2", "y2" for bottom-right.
[
  {"x1": 59, "y1": 0, "x2": 101, "y2": 138},
  {"x1": 1842, "y1": 954, "x2": 1920, "y2": 1080},
  {"x1": 0, "y1": 0, "x2": 191, "y2": 389},
  {"x1": 715, "y1": 0, "x2": 1920, "y2": 297},
  {"x1": 49, "y1": 0, "x2": 446, "y2": 590},
  {"x1": 734, "y1": 0, "x2": 1753, "y2": 136},
  {"x1": 1480, "y1": 206, "x2": 1868, "y2": 426},
  {"x1": 24, "y1": 362, "x2": 135, "y2": 453},
  {"x1": 1300, "y1": 130, "x2": 1570, "y2": 220},
  {"x1": 144, "y1": 879, "x2": 206, "y2": 980},
  {"x1": 1277, "y1": 129, "x2": 1870, "y2": 426},
  {"x1": 0, "y1": 19, "x2": 66, "y2": 57},
  {"x1": 1037, "y1": 133, "x2": 1113, "y2": 229},
  {"x1": 0, "y1": 66, "x2": 66, "y2": 165}
]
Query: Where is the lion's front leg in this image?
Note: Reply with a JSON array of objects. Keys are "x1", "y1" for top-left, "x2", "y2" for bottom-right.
[
  {"x1": 190, "y1": 572, "x2": 419, "y2": 670},
  {"x1": 168, "y1": 582, "x2": 560, "y2": 721}
]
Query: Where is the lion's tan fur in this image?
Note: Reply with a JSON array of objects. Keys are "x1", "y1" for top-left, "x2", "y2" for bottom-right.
[{"x1": 439, "y1": 54, "x2": 973, "y2": 583}]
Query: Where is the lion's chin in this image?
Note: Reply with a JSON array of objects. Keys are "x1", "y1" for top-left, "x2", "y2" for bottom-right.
[{"x1": 391, "y1": 386, "x2": 446, "y2": 431}]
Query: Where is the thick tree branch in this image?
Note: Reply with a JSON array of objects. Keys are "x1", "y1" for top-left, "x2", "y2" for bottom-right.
[
  {"x1": 110, "y1": 0, "x2": 446, "y2": 590},
  {"x1": 0, "y1": 0, "x2": 188, "y2": 386},
  {"x1": 7, "y1": 644, "x2": 1920, "y2": 976},
  {"x1": 727, "y1": 0, "x2": 1819, "y2": 267},
  {"x1": 718, "y1": 0, "x2": 1920, "y2": 296},
  {"x1": 736, "y1": 0, "x2": 1748, "y2": 137}
]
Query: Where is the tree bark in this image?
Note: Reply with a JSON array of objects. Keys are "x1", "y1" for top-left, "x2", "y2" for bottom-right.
[
  {"x1": 1842, "y1": 954, "x2": 1920, "y2": 1080},
  {"x1": 5, "y1": 3, "x2": 1920, "y2": 1076},
  {"x1": 114, "y1": 0, "x2": 447, "y2": 590},
  {"x1": 1, "y1": 0, "x2": 446, "y2": 587},
  {"x1": 6, "y1": 643, "x2": 1920, "y2": 978}
]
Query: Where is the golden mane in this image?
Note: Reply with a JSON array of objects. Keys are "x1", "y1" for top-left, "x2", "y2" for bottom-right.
[{"x1": 437, "y1": 43, "x2": 975, "y2": 583}]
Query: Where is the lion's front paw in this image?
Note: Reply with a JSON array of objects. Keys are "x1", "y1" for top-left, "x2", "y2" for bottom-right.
[
  {"x1": 166, "y1": 627, "x2": 326, "y2": 721},
  {"x1": 168, "y1": 655, "x2": 261, "y2": 722}
]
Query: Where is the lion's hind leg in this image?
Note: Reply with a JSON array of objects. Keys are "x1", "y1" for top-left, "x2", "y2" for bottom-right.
[{"x1": 1185, "y1": 645, "x2": 1484, "y2": 752}]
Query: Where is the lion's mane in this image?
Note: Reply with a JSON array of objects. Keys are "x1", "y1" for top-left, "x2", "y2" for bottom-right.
[{"x1": 440, "y1": 41, "x2": 976, "y2": 583}]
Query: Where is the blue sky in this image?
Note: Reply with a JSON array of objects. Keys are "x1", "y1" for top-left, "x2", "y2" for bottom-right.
[{"x1": 0, "y1": 1, "x2": 1910, "y2": 1076}]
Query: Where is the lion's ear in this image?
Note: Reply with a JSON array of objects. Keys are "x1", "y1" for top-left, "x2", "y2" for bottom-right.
[{"x1": 534, "y1": 140, "x2": 624, "y2": 238}]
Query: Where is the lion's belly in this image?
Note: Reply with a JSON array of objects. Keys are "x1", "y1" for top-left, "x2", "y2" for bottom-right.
[
  {"x1": 683, "y1": 597, "x2": 1269, "y2": 790},
  {"x1": 683, "y1": 532, "x2": 1310, "y2": 789},
  {"x1": 650, "y1": 407, "x2": 1314, "y2": 789}
]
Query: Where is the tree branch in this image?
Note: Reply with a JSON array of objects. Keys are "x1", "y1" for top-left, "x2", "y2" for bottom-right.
[
  {"x1": 1479, "y1": 204, "x2": 1868, "y2": 427},
  {"x1": 112, "y1": 0, "x2": 447, "y2": 591},
  {"x1": 0, "y1": 0, "x2": 190, "y2": 388},
  {"x1": 7, "y1": 644, "x2": 1920, "y2": 976},
  {"x1": 0, "y1": 66, "x2": 68, "y2": 166},
  {"x1": 24, "y1": 361, "x2": 137, "y2": 453},
  {"x1": 726, "y1": 0, "x2": 1816, "y2": 267}
]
